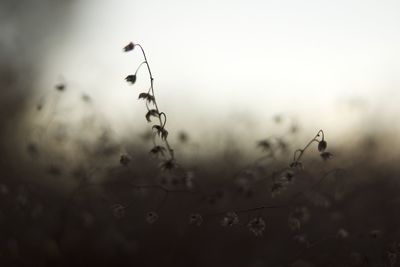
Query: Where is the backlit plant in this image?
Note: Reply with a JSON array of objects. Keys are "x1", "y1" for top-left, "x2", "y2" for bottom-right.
[{"x1": 124, "y1": 42, "x2": 176, "y2": 170}]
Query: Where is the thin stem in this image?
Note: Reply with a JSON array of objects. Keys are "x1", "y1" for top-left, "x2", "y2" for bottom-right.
[
  {"x1": 159, "y1": 112, "x2": 167, "y2": 128},
  {"x1": 135, "y1": 44, "x2": 175, "y2": 160},
  {"x1": 292, "y1": 130, "x2": 324, "y2": 163},
  {"x1": 135, "y1": 61, "x2": 147, "y2": 75}
]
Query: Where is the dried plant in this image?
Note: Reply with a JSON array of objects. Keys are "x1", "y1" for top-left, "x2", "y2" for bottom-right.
[{"x1": 124, "y1": 42, "x2": 176, "y2": 170}]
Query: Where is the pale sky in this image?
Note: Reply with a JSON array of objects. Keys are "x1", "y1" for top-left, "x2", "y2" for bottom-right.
[{"x1": 37, "y1": 0, "x2": 400, "y2": 148}]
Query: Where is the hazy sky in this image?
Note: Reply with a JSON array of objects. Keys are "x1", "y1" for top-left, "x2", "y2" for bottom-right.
[{"x1": 37, "y1": 0, "x2": 400, "y2": 144}]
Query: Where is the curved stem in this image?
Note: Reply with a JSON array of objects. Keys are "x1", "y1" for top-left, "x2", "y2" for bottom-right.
[
  {"x1": 135, "y1": 44, "x2": 175, "y2": 160},
  {"x1": 135, "y1": 61, "x2": 147, "y2": 75},
  {"x1": 159, "y1": 112, "x2": 167, "y2": 128},
  {"x1": 292, "y1": 130, "x2": 324, "y2": 163}
]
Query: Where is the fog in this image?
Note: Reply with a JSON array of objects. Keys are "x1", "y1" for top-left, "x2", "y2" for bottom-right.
[
  {"x1": 1, "y1": 1, "x2": 400, "y2": 266},
  {"x1": 23, "y1": 0, "x2": 399, "y2": 152}
]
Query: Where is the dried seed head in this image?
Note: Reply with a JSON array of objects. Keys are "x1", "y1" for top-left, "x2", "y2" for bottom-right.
[
  {"x1": 145, "y1": 109, "x2": 159, "y2": 122},
  {"x1": 221, "y1": 212, "x2": 239, "y2": 226},
  {"x1": 125, "y1": 74, "x2": 137, "y2": 84},
  {"x1": 138, "y1": 92, "x2": 155, "y2": 104},
  {"x1": 149, "y1": 145, "x2": 166, "y2": 157},
  {"x1": 146, "y1": 211, "x2": 159, "y2": 224},
  {"x1": 55, "y1": 83, "x2": 65, "y2": 92},
  {"x1": 257, "y1": 139, "x2": 271, "y2": 151},
  {"x1": 123, "y1": 42, "x2": 135, "y2": 52},
  {"x1": 160, "y1": 159, "x2": 177, "y2": 171},
  {"x1": 284, "y1": 170, "x2": 295, "y2": 182},
  {"x1": 120, "y1": 154, "x2": 131, "y2": 166},
  {"x1": 112, "y1": 204, "x2": 126, "y2": 219},
  {"x1": 318, "y1": 140, "x2": 327, "y2": 152},
  {"x1": 247, "y1": 217, "x2": 266, "y2": 237},
  {"x1": 271, "y1": 181, "x2": 284, "y2": 197}
]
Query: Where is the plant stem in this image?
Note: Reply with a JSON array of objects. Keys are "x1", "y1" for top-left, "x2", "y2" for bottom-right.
[{"x1": 135, "y1": 44, "x2": 175, "y2": 160}]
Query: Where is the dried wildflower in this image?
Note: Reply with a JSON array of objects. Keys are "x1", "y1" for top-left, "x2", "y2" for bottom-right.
[
  {"x1": 55, "y1": 83, "x2": 65, "y2": 91},
  {"x1": 247, "y1": 217, "x2": 266, "y2": 237},
  {"x1": 150, "y1": 145, "x2": 166, "y2": 157},
  {"x1": 337, "y1": 228, "x2": 349, "y2": 239},
  {"x1": 152, "y1": 125, "x2": 168, "y2": 140},
  {"x1": 112, "y1": 204, "x2": 125, "y2": 219},
  {"x1": 288, "y1": 216, "x2": 301, "y2": 232},
  {"x1": 125, "y1": 74, "x2": 137, "y2": 84},
  {"x1": 189, "y1": 213, "x2": 203, "y2": 226},
  {"x1": 120, "y1": 154, "x2": 131, "y2": 166},
  {"x1": 271, "y1": 182, "x2": 284, "y2": 197},
  {"x1": 318, "y1": 140, "x2": 327, "y2": 152},
  {"x1": 160, "y1": 159, "x2": 177, "y2": 170},
  {"x1": 123, "y1": 42, "x2": 135, "y2": 52},
  {"x1": 125, "y1": 42, "x2": 176, "y2": 166},
  {"x1": 146, "y1": 211, "x2": 159, "y2": 224},
  {"x1": 138, "y1": 93, "x2": 155, "y2": 104},
  {"x1": 320, "y1": 151, "x2": 333, "y2": 161},
  {"x1": 284, "y1": 170, "x2": 295, "y2": 182},
  {"x1": 221, "y1": 212, "x2": 239, "y2": 226},
  {"x1": 145, "y1": 109, "x2": 159, "y2": 122},
  {"x1": 257, "y1": 139, "x2": 271, "y2": 151}
]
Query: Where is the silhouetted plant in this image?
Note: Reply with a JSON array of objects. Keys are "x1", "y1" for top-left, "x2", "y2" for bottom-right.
[{"x1": 124, "y1": 42, "x2": 176, "y2": 169}]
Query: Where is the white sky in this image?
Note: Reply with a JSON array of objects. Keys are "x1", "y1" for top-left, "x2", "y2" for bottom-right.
[{"x1": 38, "y1": 0, "x2": 400, "y2": 146}]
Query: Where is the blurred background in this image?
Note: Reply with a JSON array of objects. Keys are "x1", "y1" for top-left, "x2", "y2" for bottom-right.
[
  {"x1": 1, "y1": 0, "x2": 400, "y2": 266},
  {"x1": 3, "y1": 0, "x2": 400, "y2": 154}
]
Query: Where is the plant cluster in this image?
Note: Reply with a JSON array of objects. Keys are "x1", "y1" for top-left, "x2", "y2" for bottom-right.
[
  {"x1": 120, "y1": 42, "x2": 341, "y2": 238},
  {"x1": 11, "y1": 42, "x2": 399, "y2": 266}
]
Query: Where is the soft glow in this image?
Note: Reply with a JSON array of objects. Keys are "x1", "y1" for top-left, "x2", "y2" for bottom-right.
[{"x1": 37, "y1": 0, "x2": 400, "y2": 146}]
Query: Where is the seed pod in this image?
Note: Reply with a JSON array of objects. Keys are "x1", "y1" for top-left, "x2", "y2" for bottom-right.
[
  {"x1": 125, "y1": 74, "x2": 137, "y2": 84},
  {"x1": 123, "y1": 42, "x2": 135, "y2": 52}
]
